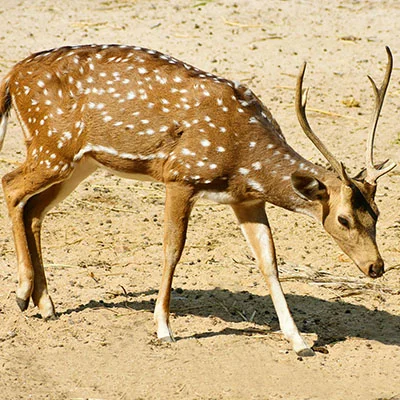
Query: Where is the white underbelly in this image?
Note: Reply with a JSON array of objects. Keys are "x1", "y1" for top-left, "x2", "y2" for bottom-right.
[
  {"x1": 198, "y1": 190, "x2": 236, "y2": 204},
  {"x1": 111, "y1": 170, "x2": 157, "y2": 182},
  {"x1": 92, "y1": 159, "x2": 157, "y2": 182}
]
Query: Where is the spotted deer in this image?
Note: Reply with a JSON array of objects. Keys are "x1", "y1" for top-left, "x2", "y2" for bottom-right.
[{"x1": 0, "y1": 44, "x2": 395, "y2": 356}]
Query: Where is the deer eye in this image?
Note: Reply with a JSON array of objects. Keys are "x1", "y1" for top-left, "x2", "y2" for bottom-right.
[{"x1": 338, "y1": 215, "x2": 350, "y2": 228}]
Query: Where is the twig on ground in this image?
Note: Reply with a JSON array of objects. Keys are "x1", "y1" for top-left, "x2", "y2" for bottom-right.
[
  {"x1": 283, "y1": 103, "x2": 360, "y2": 120},
  {"x1": 236, "y1": 310, "x2": 248, "y2": 322},
  {"x1": 0, "y1": 157, "x2": 20, "y2": 165},
  {"x1": 119, "y1": 285, "x2": 135, "y2": 310},
  {"x1": 222, "y1": 17, "x2": 263, "y2": 28},
  {"x1": 45, "y1": 263, "x2": 79, "y2": 269},
  {"x1": 306, "y1": 106, "x2": 359, "y2": 120},
  {"x1": 385, "y1": 264, "x2": 400, "y2": 273},
  {"x1": 274, "y1": 85, "x2": 296, "y2": 90},
  {"x1": 47, "y1": 238, "x2": 83, "y2": 249},
  {"x1": 249, "y1": 310, "x2": 257, "y2": 323}
]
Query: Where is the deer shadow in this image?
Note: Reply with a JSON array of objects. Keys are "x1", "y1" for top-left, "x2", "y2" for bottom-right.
[{"x1": 60, "y1": 287, "x2": 400, "y2": 347}]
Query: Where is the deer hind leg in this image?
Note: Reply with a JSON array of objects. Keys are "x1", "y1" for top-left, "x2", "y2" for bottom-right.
[
  {"x1": 232, "y1": 202, "x2": 314, "y2": 356},
  {"x1": 2, "y1": 159, "x2": 95, "y2": 317},
  {"x1": 2, "y1": 166, "x2": 37, "y2": 312},
  {"x1": 22, "y1": 160, "x2": 97, "y2": 318},
  {"x1": 154, "y1": 183, "x2": 195, "y2": 342},
  {"x1": 22, "y1": 193, "x2": 55, "y2": 319}
]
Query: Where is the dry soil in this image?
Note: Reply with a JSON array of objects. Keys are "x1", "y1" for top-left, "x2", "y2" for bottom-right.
[{"x1": 0, "y1": 1, "x2": 399, "y2": 399}]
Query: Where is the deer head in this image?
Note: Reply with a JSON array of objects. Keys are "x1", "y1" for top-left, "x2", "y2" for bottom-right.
[{"x1": 292, "y1": 47, "x2": 396, "y2": 278}]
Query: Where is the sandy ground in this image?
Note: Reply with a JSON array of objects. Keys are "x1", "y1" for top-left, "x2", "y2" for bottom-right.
[{"x1": 0, "y1": 0, "x2": 399, "y2": 399}]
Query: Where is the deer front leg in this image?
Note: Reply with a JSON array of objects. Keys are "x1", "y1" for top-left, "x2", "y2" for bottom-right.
[
  {"x1": 154, "y1": 183, "x2": 194, "y2": 342},
  {"x1": 232, "y1": 202, "x2": 314, "y2": 356}
]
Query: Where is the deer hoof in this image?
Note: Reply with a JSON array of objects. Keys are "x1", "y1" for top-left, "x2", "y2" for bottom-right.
[
  {"x1": 296, "y1": 348, "x2": 315, "y2": 357},
  {"x1": 43, "y1": 313, "x2": 57, "y2": 321},
  {"x1": 16, "y1": 296, "x2": 29, "y2": 312},
  {"x1": 37, "y1": 296, "x2": 56, "y2": 320},
  {"x1": 159, "y1": 335, "x2": 176, "y2": 343}
]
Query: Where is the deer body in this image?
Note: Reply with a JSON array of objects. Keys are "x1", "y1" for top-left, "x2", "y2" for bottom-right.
[
  {"x1": 0, "y1": 44, "x2": 395, "y2": 356},
  {"x1": 5, "y1": 45, "x2": 314, "y2": 204}
]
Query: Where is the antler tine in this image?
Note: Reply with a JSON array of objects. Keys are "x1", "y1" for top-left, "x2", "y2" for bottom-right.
[
  {"x1": 365, "y1": 46, "x2": 397, "y2": 185},
  {"x1": 295, "y1": 62, "x2": 350, "y2": 184}
]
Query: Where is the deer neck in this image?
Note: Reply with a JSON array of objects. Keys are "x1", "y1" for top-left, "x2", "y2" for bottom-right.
[{"x1": 246, "y1": 139, "x2": 338, "y2": 223}]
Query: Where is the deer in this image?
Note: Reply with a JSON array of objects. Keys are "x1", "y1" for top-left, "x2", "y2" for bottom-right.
[{"x1": 0, "y1": 44, "x2": 395, "y2": 356}]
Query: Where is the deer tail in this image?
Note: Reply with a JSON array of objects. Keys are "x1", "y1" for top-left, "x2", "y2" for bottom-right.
[{"x1": 0, "y1": 75, "x2": 12, "y2": 152}]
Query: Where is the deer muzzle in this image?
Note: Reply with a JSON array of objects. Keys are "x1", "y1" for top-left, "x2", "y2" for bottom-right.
[{"x1": 366, "y1": 259, "x2": 384, "y2": 279}]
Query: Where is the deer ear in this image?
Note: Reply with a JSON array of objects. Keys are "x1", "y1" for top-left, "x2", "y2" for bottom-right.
[
  {"x1": 291, "y1": 172, "x2": 328, "y2": 202},
  {"x1": 353, "y1": 168, "x2": 367, "y2": 182},
  {"x1": 352, "y1": 169, "x2": 377, "y2": 200}
]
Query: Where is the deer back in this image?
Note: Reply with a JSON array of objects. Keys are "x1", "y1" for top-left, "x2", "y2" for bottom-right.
[{"x1": 4, "y1": 44, "x2": 314, "y2": 202}]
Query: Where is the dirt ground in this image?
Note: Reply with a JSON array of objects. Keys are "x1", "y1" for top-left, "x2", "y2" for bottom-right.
[{"x1": 0, "y1": 0, "x2": 399, "y2": 399}]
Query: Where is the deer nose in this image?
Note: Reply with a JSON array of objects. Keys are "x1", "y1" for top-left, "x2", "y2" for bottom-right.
[{"x1": 368, "y1": 261, "x2": 384, "y2": 278}]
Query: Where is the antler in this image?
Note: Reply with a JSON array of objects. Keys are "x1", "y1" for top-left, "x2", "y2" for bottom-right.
[
  {"x1": 365, "y1": 46, "x2": 396, "y2": 185},
  {"x1": 295, "y1": 62, "x2": 351, "y2": 184}
]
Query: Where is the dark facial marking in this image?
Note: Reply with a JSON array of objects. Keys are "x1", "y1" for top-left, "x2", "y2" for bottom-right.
[{"x1": 350, "y1": 182, "x2": 378, "y2": 222}]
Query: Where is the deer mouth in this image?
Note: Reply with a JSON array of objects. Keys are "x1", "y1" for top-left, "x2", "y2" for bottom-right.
[
  {"x1": 367, "y1": 262, "x2": 384, "y2": 278},
  {"x1": 357, "y1": 260, "x2": 384, "y2": 279}
]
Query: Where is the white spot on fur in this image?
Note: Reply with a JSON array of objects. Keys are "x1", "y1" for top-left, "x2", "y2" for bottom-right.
[
  {"x1": 127, "y1": 91, "x2": 136, "y2": 100},
  {"x1": 247, "y1": 179, "x2": 264, "y2": 192},
  {"x1": 182, "y1": 148, "x2": 195, "y2": 156}
]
